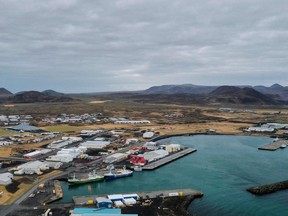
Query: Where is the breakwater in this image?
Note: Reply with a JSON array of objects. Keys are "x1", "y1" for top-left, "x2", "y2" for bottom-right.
[{"x1": 247, "y1": 180, "x2": 288, "y2": 195}]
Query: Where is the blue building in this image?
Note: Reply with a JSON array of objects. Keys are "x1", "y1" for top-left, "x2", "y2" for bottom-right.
[
  {"x1": 70, "y1": 208, "x2": 138, "y2": 216},
  {"x1": 95, "y1": 197, "x2": 113, "y2": 208}
]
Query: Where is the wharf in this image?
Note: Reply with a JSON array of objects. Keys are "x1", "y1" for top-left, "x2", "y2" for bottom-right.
[
  {"x1": 258, "y1": 140, "x2": 288, "y2": 151},
  {"x1": 73, "y1": 188, "x2": 203, "y2": 205},
  {"x1": 42, "y1": 180, "x2": 63, "y2": 205},
  {"x1": 142, "y1": 148, "x2": 196, "y2": 170}
]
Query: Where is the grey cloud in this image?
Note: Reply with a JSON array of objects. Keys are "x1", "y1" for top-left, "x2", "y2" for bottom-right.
[{"x1": 0, "y1": 0, "x2": 287, "y2": 93}]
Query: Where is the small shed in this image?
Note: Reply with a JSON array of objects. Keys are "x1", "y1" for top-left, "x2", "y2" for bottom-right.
[
  {"x1": 123, "y1": 198, "x2": 137, "y2": 205},
  {"x1": 0, "y1": 173, "x2": 13, "y2": 186},
  {"x1": 107, "y1": 194, "x2": 124, "y2": 201},
  {"x1": 114, "y1": 200, "x2": 125, "y2": 207},
  {"x1": 95, "y1": 197, "x2": 113, "y2": 208},
  {"x1": 123, "y1": 194, "x2": 138, "y2": 201}
]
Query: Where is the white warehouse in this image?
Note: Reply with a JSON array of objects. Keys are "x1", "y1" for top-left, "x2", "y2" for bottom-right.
[
  {"x1": 0, "y1": 173, "x2": 13, "y2": 185},
  {"x1": 14, "y1": 161, "x2": 49, "y2": 175}
]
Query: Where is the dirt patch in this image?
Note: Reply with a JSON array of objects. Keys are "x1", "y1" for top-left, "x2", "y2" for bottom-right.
[
  {"x1": 89, "y1": 100, "x2": 111, "y2": 104},
  {"x1": 5, "y1": 181, "x2": 20, "y2": 193}
]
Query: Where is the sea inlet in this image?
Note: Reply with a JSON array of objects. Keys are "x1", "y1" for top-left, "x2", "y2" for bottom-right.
[{"x1": 59, "y1": 135, "x2": 288, "y2": 215}]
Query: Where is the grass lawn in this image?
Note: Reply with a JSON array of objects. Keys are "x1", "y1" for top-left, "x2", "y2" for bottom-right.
[{"x1": 0, "y1": 128, "x2": 16, "y2": 136}]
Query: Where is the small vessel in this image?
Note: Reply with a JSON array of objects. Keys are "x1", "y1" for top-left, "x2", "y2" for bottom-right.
[
  {"x1": 68, "y1": 170, "x2": 104, "y2": 185},
  {"x1": 104, "y1": 165, "x2": 133, "y2": 180},
  {"x1": 273, "y1": 137, "x2": 279, "y2": 142},
  {"x1": 134, "y1": 165, "x2": 142, "y2": 172},
  {"x1": 280, "y1": 144, "x2": 287, "y2": 148}
]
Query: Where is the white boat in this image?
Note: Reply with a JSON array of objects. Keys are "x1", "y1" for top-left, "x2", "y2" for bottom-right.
[
  {"x1": 134, "y1": 165, "x2": 142, "y2": 172},
  {"x1": 280, "y1": 144, "x2": 287, "y2": 148},
  {"x1": 104, "y1": 165, "x2": 133, "y2": 180}
]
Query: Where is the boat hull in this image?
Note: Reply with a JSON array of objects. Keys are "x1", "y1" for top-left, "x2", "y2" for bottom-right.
[
  {"x1": 104, "y1": 172, "x2": 133, "y2": 180},
  {"x1": 68, "y1": 177, "x2": 104, "y2": 185}
]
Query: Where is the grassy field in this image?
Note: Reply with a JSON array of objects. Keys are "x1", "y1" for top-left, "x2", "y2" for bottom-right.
[{"x1": 0, "y1": 128, "x2": 16, "y2": 136}]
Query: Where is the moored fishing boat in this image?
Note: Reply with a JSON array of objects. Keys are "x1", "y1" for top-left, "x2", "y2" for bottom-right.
[
  {"x1": 104, "y1": 165, "x2": 133, "y2": 180},
  {"x1": 68, "y1": 170, "x2": 104, "y2": 185}
]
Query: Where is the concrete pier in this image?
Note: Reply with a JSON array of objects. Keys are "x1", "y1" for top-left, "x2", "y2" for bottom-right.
[
  {"x1": 42, "y1": 180, "x2": 63, "y2": 205},
  {"x1": 258, "y1": 140, "x2": 288, "y2": 151},
  {"x1": 142, "y1": 148, "x2": 196, "y2": 170},
  {"x1": 73, "y1": 188, "x2": 203, "y2": 205}
]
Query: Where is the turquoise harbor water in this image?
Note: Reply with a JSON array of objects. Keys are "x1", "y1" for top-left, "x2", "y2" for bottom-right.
[{"x1": 60, "y1": 135, "x2": 288, "y2": 215}]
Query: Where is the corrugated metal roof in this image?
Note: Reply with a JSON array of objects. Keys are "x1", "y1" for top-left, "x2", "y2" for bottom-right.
[{"x1": 9, "y1": 124, "x2": 40, "y2": 131}]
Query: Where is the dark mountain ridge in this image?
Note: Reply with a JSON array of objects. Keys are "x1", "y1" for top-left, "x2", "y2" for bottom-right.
[
  {"x1": 208, "y1": 86, "x2": 281, "y2": 105},
  {"x1": 9, "y1": 91, "x2": 73, "y2": 103},
  {"x1": 130, "y1": 85, "x2": 285, "y2": 106},
  {"x1": 144, "y1": 83, "x2": 288, "y2": 100},
  {"x1": 0, "y1": 88, "x2": 13, "y2": 97}
]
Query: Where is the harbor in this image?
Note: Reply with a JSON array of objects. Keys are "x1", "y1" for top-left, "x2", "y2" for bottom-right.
[{"x1": 258, "y1": 139, "x2": 288, "y2": 151}]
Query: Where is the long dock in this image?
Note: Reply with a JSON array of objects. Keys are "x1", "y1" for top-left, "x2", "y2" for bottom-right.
[
  {"x1": 142, "y1": 148, "x2": 196, "y2": 170},
  {"x1": 258, "y1": 140, "x2": 288, "y2": 151},
  {"x1": 73, "y1": 188, "x2": 203, "y2": 205}
]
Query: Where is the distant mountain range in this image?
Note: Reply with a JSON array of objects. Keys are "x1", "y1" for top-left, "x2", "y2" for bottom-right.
[
  {"x1": 0, "y1": 88, "x2": 13, "y2": 97},
  {"x1": 143, "y1": 83, "x2": 288, "y2": 100},
  {"x1": 0, "y1": 89, "x2": 72, "y2": 103},
  {"x1": 207, "y1": 86, "x2": 280, "y2": 105},
  {"x1": 130, "y1": 85, "x2": 284, "y2": 105},
  {"x1": 0, "y1": 84, "x2": 287, "y2": 105}
]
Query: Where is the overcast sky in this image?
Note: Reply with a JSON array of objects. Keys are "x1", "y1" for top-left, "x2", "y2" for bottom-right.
[{"x1": 0, "y1": 0, "x2": 287, "y2": 93}]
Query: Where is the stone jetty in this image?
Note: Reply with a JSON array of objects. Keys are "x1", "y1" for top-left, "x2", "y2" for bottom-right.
[{"x1": 247, "y1": 180, "x2": 288, "y2": 195}]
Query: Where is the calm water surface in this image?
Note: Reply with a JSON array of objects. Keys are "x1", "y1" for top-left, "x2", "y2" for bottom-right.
[{"x1": 60, "y1": 135, "x2": 288, "y2": 215}]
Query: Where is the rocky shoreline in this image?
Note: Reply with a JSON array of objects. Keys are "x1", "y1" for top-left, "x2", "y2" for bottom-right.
[{"x1": 122, "y1": 194, "x2": 202, "y2": 216}]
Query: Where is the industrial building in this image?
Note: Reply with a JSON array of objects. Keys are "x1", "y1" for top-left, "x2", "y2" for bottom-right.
[
  {"x1": 6, "y1": 124, "x2": 41, "y2": 132},
  {"x1": 48, "y1": 137, "x2": 82, "y2": 149},
  {"x1": 125, "y1": 138, "x2": 138, "y2": 145},
  {"x1": 23, "y1": 149, "x2": 52, "y2": 159},
  {"x1": 14, "y1": 161, "x2": 49, "y2": 175},
  {"x1": 130, "y1": 149, "x2": 169, "y2": 165},
  {"x1": 95, "y1": 197, "x2": 113, "y2": 208},
  {"x1": 143, "y1": 142, "x2": 159, "y2": 150},
  {"x1": 245, "y1": 127, "x2": 276, "y2": 133},
  {"x1": 114, "y1": 120, "x2": 151, "y2": 124},
  {"x1": 103, "y1": 153, "x2": 127, "y2": 164},
  {"x1": 143, "y1": 131, "x2": 154, "y2": 139},
  {"x1": 0, "y1": 172, "x2": 13, "y2": 185},
  {"x1": 161, "y1": 144, "x2": 181, "y2": 153},
  {"x1": 46, "y1": 147, "x2": 86, "y2": 163},
  {"x1": 80, "y1": 130, "x2": 103, "y2": 137},
  {"x1": 80, "y1": 140, "x2": 110, "y2": 149}
]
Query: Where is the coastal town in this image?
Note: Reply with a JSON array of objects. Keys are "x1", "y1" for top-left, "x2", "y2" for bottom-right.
[{"x1": 0, "y1": 106, "x2": 288, "y2": 216}]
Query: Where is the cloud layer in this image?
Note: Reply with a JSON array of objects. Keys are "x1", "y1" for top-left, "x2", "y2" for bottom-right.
[{"x1": 0, "y1": 0, "x2": 287, "y2": 93}]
